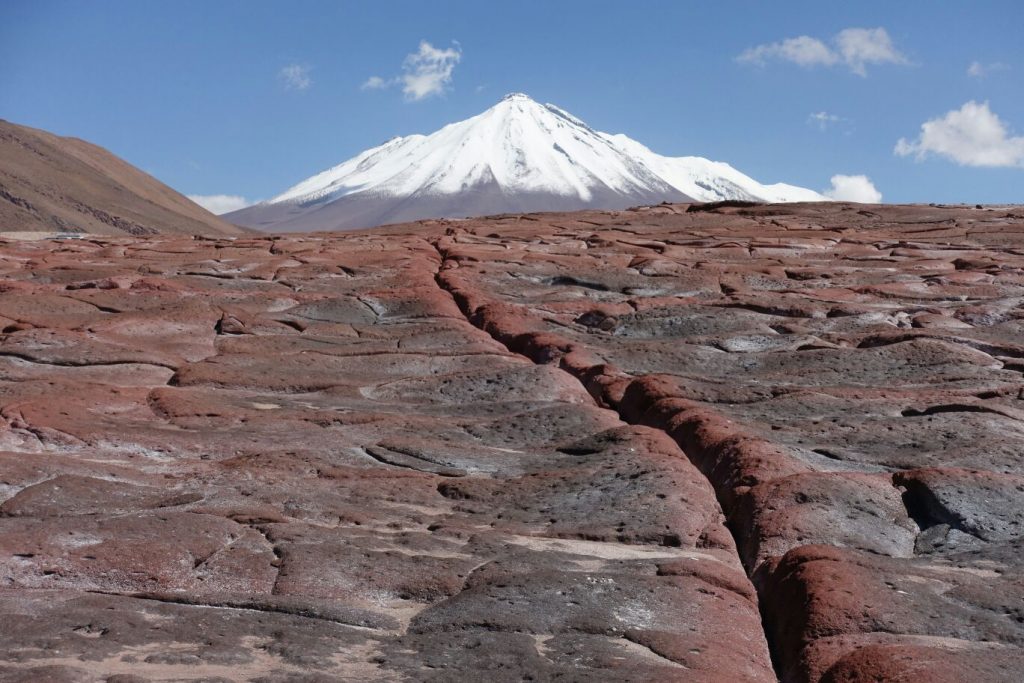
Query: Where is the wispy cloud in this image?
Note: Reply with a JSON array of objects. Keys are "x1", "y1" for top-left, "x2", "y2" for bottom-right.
[
  {"x1": 279, "y1": 64, "x2": 312, "y2": 91},
  {"x1": 738, "y1": 27, "x2": 907, "y2": 77},
  {"x1": 967, "y1": 60, "x2": 1009, "y2": 79},
  {"x1": 823, "y1": 175, "x2": 882, "y2": 203},
  {"x1": 402, "y1": 41, "x2": 461, "y2": 100},
  {"x1": 808, "y1": 111, "x2": 842, "y2": 130},
  {"x1": 360, "y1": 75, "x2": 391, "y2": 90},
  {"x1": 895, "y1": 100, "x2": 1024, "y2": 168},
  {"x1": 362, "y1": 41, "x2": 462, "y2": 101},
  {"x1": 187, "y1": 194, "x2": 253, "y2": 215},
  {"x1": 739, "y1": 36, "x2": 837, "y2": 69},
  {"x1": 835, "y1": 28, "x2": 907, "y2": 76}
]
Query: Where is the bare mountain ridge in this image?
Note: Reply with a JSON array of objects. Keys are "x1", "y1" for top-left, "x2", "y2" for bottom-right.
[{"x1": 0, "y1": 119, "x2": 246, "y2": 236}]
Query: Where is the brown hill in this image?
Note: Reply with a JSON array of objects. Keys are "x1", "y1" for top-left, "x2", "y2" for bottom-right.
[{"x1": 0, "y1": 119, "x2": 247, "y2": 236}]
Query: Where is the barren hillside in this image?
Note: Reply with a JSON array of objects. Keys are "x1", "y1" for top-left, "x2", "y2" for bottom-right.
[{"x1": 0, "y1": 120, "x2": 247, "y2": 237}]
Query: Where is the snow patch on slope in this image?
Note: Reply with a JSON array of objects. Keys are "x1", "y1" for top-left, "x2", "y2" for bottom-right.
[{"x1": 602, "y1": 133, "x2": 826, "y2": 203}]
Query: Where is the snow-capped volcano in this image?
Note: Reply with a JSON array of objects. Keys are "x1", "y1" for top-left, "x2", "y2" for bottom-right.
[{"x1": 228, "y1": 93, "x2": 825, "y2": 232}]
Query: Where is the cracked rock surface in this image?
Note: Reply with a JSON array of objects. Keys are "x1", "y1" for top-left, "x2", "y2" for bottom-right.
[{"x1": 0, "y1": 201, "x2": 1022, "y2": 681}]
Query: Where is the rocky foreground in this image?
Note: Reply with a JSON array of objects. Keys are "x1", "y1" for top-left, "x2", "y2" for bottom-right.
[{"x1": 0, "y1": 201, "x2": 1022, "y2": 682}]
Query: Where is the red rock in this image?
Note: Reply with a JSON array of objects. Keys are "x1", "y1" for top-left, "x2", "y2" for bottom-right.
[{"x1": 1, "y1": 202, "x2": 1023, "y2": 679}]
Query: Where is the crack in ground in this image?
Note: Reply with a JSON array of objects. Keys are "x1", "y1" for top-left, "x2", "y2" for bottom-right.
[
  {"x1": 81, "y1": 589, "x2": 395, "y2": 631},
  {"x1": 0, "y1": 351, "x2": 178, "y2": 370},
  {"x1": 427, "y1": 237, "x2": 782, "y2": 680},
  {"x1": 356, "y1": 445, "x2": 464, "y2": 478}
]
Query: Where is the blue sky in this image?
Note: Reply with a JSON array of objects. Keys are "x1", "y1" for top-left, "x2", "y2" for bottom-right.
[{"x1": 2, "y1": 0, "x2": 1022, "y2": 208}]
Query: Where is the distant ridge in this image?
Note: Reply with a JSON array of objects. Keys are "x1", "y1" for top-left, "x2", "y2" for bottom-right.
[{"x1": 0, "y1": 119, "x2": 247, "y2": 237}]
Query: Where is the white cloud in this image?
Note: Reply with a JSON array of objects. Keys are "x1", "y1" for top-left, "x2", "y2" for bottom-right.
[
  {"x1": 187, "y1": 194, "x2": 252, "y2": 215},
  {"x1": 808, "y1": 111, "x2": 841, "y2": 130},
  {"x1": 738, "y1": 36, "x2": 837, "y2": 68},
  {"x1": 738, "y1": 27, "x2": 907, "y2": 76},
  {"x1": 835, "y1": 28, "x2": 907, "y2": 77},
  {"x1": 401, "y1": 41, "x2": 462, "y2": 100},
  {"x1": 967, "y1": 61, "x2": 1008, "y2": 79},
  {"x1": 823, "y1": 175, "x2": 882, "y2": 203},
  {"x1": 362, "y1": 40, "x2": 462, "y2": 101},
  {"x1": 280, "y1": 64, "x2": 312, "y2": 91},
  {"x1": 361, "y1": 75, "x2": 391, "y2": 90},
  {"x1": 895, "y1": 100, "x2": 1024, "y2": 168}
]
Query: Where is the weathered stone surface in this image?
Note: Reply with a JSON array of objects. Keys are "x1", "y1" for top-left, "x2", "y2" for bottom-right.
[
  {"x1": 1, "y1": 202, "x2": 1023, "y2": 680},
  {"x1": 0, "y1": 219, "x2": 777, "y2": 680},
  {"x1": 761, "y1": 544, "x2": 1024, "y2": 682},
  {"x1": 427, "y1": 201, "x2": 1024, "y2": 681}
]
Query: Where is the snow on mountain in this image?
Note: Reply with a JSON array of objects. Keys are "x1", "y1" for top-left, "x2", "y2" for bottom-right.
[
  {"x1": 271, "y1": 94, "x2": 679, "y2": 205},
  {"x1": 228, "y1": 93, "x2": 826, "y2": 232},
  {"x1": 602, "y1": 133, "x2": 826, "y2": 204}
]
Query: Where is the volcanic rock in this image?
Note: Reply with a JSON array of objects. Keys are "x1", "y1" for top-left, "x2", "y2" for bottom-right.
[{"x1": 0, "y1": 201, "x2": 1022, "y2": 681}]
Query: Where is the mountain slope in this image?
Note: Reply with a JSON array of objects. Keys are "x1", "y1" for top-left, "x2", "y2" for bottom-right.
[
  {"x1": 228, "y1": 94, "x2": 826, "y2": 232},
  {"x1": 0, "y1": 119, "x2": 247, "y2": 237},
  {"x1": 602, "y1": 134, "x2": 827, "y2": 204}
]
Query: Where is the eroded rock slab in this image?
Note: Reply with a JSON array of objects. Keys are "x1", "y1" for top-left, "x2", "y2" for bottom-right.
[
  {"x1": 429, "y1": 201, "x2": 1024, "y2": 681},
  {"x1": 0, "y1": 224, "x2": 776, "y2": 681},
  {"x1": 1, "y1": 202, "x2": 1023, "y2": 680}
]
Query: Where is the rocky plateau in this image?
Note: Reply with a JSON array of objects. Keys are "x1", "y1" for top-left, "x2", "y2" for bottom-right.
[{"x1": 0, "y1": 201, "x2": 1022, "y2": 681}]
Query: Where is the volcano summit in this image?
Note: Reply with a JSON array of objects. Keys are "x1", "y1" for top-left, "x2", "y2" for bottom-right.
[{"x1": 227, "y1": 93, "x2": 825, "y2": 231}]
